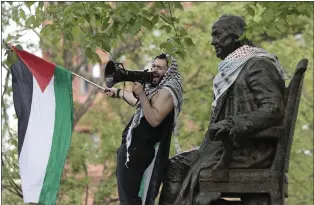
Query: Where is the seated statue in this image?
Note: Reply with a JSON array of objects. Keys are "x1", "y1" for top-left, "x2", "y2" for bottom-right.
[{"x1": 159, "y1": 14, "x2": 286, "y2": 205}]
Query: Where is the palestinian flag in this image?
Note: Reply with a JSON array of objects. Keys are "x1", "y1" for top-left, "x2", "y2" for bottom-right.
[{"x1": 10, "y1": 45, "x2": 73, "y2": 204}]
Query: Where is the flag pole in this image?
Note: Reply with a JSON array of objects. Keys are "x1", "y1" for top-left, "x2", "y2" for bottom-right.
[{"x1": 70, "y1": 71, "x2": 107, "y2": 91}]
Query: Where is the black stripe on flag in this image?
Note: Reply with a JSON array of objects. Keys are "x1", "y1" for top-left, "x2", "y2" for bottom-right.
[{"x1": 11, "y1": 59, "x2": 33, "y2": 157}]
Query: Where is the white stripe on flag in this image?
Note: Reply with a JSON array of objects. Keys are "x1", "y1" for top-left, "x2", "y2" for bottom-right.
[{"x1": 19, "y1": 76, "x2": 56, "y2": 203}]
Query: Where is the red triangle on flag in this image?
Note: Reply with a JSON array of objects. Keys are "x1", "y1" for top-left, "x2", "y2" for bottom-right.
[{"x1": 11, "y1": 46, "x2": 56, "y2": 92}]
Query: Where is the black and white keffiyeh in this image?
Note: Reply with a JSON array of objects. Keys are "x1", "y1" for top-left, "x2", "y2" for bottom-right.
[
  {"x1": 212, "y1": 45, "x2": 286, "y2": 107},
  {"x1": 125, "y1": 54, "x2": 183, "y2": 166}
]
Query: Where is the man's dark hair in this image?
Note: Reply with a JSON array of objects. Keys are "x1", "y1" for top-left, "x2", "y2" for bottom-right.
[
  {"x1": 217, "y1": 14, "x2": 255, "y2": 47},
  {"x1": 155, "y1": 53, "x2": 169, "y2": 67}
]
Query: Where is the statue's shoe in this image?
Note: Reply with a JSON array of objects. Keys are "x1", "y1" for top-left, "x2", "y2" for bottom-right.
[{"x1": 193, "y1": 192, "x2": 221, "y2": 205}]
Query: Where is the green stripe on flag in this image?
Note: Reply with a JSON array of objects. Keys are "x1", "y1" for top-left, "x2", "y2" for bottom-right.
[
  {"x1": 39, "y1": 66, "x2": 73, "y2": 204},
  {"x1": 138, "y1": 142, "x2": 160, "y2": 199}
]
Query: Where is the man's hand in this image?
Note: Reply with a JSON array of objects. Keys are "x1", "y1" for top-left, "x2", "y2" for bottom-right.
[
  {"x1": 104, "y1": 87, "x2": 118, "y2": 98},
  {"x1": 209, "y1": 119, "x2": 235, "y2": 140},
  {"x1": 132, "y1": 82, "x2": 144, "y2": 97}
]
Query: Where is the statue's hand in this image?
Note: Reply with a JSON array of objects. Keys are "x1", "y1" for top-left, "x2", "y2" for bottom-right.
[{"x1": 209, "y1": 118, "x2": 235, "y2": 140}]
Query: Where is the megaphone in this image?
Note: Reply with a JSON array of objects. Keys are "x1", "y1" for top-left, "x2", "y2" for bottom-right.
[{"x1": 104, "y1": 60, "x2": 153, "y2": 88}]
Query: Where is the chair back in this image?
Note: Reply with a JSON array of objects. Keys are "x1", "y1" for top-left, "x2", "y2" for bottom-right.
[{"x1": 271, "y1": 59, "x2": 308, "y2": 173}]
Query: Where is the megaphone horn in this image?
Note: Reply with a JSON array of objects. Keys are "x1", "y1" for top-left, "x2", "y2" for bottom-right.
[{"x1": 104, "y1": 60, "x2": 153, "y2": 88}]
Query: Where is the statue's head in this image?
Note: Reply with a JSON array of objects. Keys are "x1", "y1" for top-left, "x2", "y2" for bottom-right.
[{"x1": 211, "y1": 14, "x2": 254, "y2": 60}]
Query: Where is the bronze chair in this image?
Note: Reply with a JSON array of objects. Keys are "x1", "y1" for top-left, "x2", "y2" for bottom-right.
[{"x1": 198, "y1": 59, "x2": 308, "y2": 205}]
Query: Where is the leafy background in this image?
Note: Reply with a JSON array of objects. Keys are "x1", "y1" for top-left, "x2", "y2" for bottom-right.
[{"x1": 1, "y1": 2, "x2": 313, "y2": 205}]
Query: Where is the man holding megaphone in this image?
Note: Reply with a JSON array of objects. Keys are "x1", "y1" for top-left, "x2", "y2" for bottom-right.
[{"x1": 104, "y1": 53, "x2": 183, "y2": 205}]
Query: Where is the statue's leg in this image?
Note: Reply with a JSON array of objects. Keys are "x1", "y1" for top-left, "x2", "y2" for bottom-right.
[
  {"x1": 159, "y1": 150, "x2": 197, "y2": 205},
  {"x1": 193, "y1": 191, "x2": 221, "y2": 205},
  {"x1": 242, "y1": 194, "x2": 270, "y2": 205},
  {"x1": 159, "y1": 181, "x2": 183, "y2": 205}
]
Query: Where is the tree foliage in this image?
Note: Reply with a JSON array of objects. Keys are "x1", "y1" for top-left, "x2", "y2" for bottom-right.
[{"x1": 1, "y1": 2, "x2": 313, "y2": 205}]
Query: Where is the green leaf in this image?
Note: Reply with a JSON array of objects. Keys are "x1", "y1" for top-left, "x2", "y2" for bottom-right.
[
  {"x1": 130, "y1": 20, "x2": 142, "y2": 35},
  {"x1": 297, "y1": 3, "x2": 309, "y2": 13},
  {"x1": 6, "y1": 34, "x2": 13, "y2": 42},
  {"x1": 141, "y1": 9, "x2": 151, "y2": 17},
  {"x1": 277, "y1": 18, "x2": 289, "y2": 32},
  {"x1": 175, "y1": 50, "x2": 185, "y2": 59},
  {"x1": 238, "y1": 33, "x2": 246, "y2": 41},
  {"x1": 178, "y1": 27, "x2": 188, "y2": 37},
  {"x1": 25, "y1": 15, "x2": 36, "y2": 27},
  {"x1": 143, "y1": 18, "x2": 152, "y2": 30},
  {"x1": 95, "y1": 13, "x2": 101, "y2": 21},
  {"x1": 101, "y1": 40, "x2": 111, "y2": 52},
  {"x1": 93, "y1": 53, "x2": 102, "y2": 64},
  {"x1": 85, "y1": 47, "x2": 94, "y2": 59},
  {"x1": 25, "y1": 1, "x2": 35, "y2": 9},
  {"x1": 151, "y1": 15, "x2": 159, "y2": 26},
  {"x1": 102, "y1": 17, "x2": 111, "y2": 30},
  {"x1": 64, "y1": 6, "x2": 73, "y2": 15},
  {"x1": 12, "y1": 7, "x2": 19, "y2": 22},
  {"x1": 19, "y1": 9, "x2": 26, "y2": 20},
  {"x1": 160, "y1": 25, "x2": 172, "y2": 33},
  {"x1": 183, "y1": 37, "x2": 195, "y2": 47},
  {"x1": 41, "y1": 24, "x2": 52, "y2": 37},
  {"x1": 35, "y1": 3, "x2": 43, "y2": 18},
  {"x1": 74, "y1": 5, "x2": 86, "y2": 16},
  {"x1": 6, "y1": 52, "x2": 18, "y2": 66},
  {"x1": 173, "y1": 2, "x2": 184, "y2": 10},
  {"x1": 71, "y1": 26, "x2": 81, "y2": 41},
  {"x1": 38, "y1": 1, "x2": 44, "y2": 9},
  {"x1": 160, "y1": 42, "x2": 173, "y2": 53},
  {"x1": 160, "y1": 15, "x2": 171, "y2": 24},
  {"x1": 51, "y1": 37, "x2": 61, "y2": 46},
  {"x1": 65, "y1": 32, "x2": 74, "y2": 41},
  {"x1": 77, "y1": 17, "x2": 86, "y2": 24},
  {"x1": 171, "y1": 17, "x2": 180, "y2": 23},
  {"x1": 262, "y1": 8, "x2": 276, "y2": 22},
  {"x1": 304, "y1": 6, "x2": 313, "y2": 18},
  {"x1": 174, "y1": 37, "x2": 182, "y2": 46},
  {"x1": 247, "y1": 6, "x2": 255, "y2": 17},
  {"x1": 267, "y1": 26, "x2": 279, "y2": 37}
]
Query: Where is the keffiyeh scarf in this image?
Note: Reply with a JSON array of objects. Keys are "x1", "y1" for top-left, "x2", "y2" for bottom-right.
[
  {"x1": 125, "y1": 54, "x2": 183, "y2": 166},
  {"x1": 212, "y1": 45, "x2": 286, "y2": 107}
]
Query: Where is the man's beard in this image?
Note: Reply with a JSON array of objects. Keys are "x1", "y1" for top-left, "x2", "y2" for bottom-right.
[{"x1": 151, "y1": 75, "x2": 165, "y2": 87}]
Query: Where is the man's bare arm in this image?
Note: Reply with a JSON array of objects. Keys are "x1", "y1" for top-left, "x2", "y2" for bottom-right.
[
  {"x1": 118, "y1": 90, "x2": 139, "y2": 106},
  {"x1": 104, "y1": 87, "x2": 138, "y2": 106},
  {"x1": 138, "y1": 88, "x2": 174, "y2": 127}
]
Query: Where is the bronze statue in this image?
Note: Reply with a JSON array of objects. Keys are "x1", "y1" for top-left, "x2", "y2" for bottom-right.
[{"x1": 159, "y1": 14, "x2": 286, "y2": 205}]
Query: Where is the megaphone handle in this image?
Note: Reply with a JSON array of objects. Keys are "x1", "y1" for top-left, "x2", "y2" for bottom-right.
[{"x1": 132, "y1": 81, "x2": 145, "y2": 99}]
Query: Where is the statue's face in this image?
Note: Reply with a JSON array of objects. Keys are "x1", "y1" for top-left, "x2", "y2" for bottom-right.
[{"x1": 211, "y1": 21, "x2": 237, "y2": 60}]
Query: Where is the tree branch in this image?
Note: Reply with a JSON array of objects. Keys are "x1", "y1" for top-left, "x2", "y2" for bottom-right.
[
  {"x1": 184, "y1": 66, "x2": 203, "y2": 84},
  {"x1": 82, "y1": 2, "x2": 95, "y2": 34},
  {"x1": 73, "y1": 79, "x2": 102, "y2": 126},
  {"x1": 1, "y1": 157, "x2": 23, "y2": 199},
  {"x1": 184, "y1": 83, "x2": 211, "y2": 94},
  {"x1": 73, "y1": 40, "x2": 142, "y2": 127},
  {"x1": 2, "y1": 186, "x2": 23, "y2": 198},
  {"x1": 166, "y1": 2, "x2": 179, "y2": 37},
  {"x1": 111, "y1": 40, "x2": 142, "y2": 59},
  {"x1": 82, "y1": 158, "x2": 89, "y2": 205}
]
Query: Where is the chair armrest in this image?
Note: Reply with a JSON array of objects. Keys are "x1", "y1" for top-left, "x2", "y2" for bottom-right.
[{"x1": 250, "y1": 126, "x2": 285, "y2": 139}]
